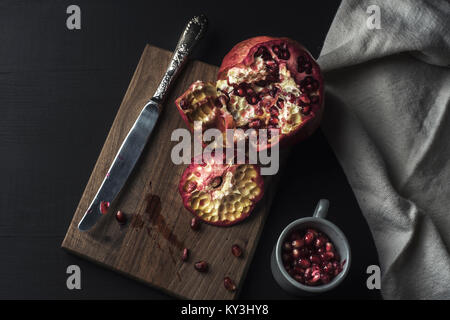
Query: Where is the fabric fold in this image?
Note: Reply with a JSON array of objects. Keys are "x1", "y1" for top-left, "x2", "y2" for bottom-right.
[{"x1": 318, "y1": 0, "x2": 450, "y2": 299}]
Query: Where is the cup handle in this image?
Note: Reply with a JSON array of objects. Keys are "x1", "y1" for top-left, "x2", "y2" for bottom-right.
[{"x1": 313, "y1": 199, "x2": 329, "y2": 219}]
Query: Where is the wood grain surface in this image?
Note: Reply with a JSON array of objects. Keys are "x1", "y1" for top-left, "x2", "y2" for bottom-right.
[{"x1": 61, "y1": 45, "x2": 281, "y2": 299}]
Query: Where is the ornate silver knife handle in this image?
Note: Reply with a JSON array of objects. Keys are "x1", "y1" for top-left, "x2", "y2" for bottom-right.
[
  {"x1": 77, "y1": 15, "x2": 207, "y2": 231},
  {"x1": 153, "y1": 14, "x2": 208, "y2": 103}
]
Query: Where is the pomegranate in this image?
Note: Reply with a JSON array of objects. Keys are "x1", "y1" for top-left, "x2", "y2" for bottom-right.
[
  {"x1": 282, "y1": 228, "x2": 344, "y2": 286},
  {"x1": 175, "y1": 36, "x2": 324, "y2": 150},
  {"x1": 178, "y1": 153, "x2": 264, "y2": 226}
]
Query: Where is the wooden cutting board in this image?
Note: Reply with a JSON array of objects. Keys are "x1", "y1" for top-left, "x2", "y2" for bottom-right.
[{"x1": 62, "y1": 45, "x2": 282, "y2": 299}]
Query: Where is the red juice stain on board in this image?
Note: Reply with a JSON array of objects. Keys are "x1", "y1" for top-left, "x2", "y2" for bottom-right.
[{"x1": 144, "y1": 194, "x2": 184, "y2": 250}]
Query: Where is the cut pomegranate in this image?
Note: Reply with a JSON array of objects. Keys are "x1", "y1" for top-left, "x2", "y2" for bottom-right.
[
  {"x1": 178, "y1": 153, "x2": 264, "y2": 226},
  {"x1": 283, "y1": 228, "x2": 344, "y2": 286},
  {"x1": 175, "y1": 36, "x2": 324, "y2": 150}
]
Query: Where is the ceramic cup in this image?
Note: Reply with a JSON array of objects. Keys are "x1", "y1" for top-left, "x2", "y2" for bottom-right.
[{"x1": 270, "y1": 199, "x2": 351, "y2": 295}]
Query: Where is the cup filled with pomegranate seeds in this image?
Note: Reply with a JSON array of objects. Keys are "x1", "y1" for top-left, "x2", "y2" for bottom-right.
[{"x1": 271, "y1": 199, "x2": 351, "y2": 295}]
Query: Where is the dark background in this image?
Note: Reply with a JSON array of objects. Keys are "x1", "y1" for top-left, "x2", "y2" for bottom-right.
[{"x1": 0, "y1": 0, "x2": 381, "y2": 299}]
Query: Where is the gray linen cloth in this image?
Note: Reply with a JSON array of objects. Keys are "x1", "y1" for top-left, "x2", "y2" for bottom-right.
[{"x1": 317, "y1": 0, "x2": 450, "y2": 299}]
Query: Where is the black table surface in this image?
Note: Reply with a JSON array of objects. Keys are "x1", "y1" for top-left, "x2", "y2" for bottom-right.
[{"x1": 0, "y1": 0, "x2": 381, "y2": 299}]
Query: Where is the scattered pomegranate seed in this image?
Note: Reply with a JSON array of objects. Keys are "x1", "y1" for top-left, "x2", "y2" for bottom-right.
[
  {"x1": 223, "y1": 277, "x2": 237, "y2": 292},
  {"x1": 115, "y1": 210, "x2": 127, "y2": 225},
  {"x1": 190, "y1": 217, "x2": 201, "y2": 231},
  {"x1": 100, "y1": 201, "x2": 110, "y2": 214},
  {"x1": 231, "y1": 244, "x2": 243, "y2": 258},
  {"x1": 194, "y1": 261, "x2": 208, "y2": 272},
  {"x1": 181, "y1": 248, "x2": 189, "y2": 262}
]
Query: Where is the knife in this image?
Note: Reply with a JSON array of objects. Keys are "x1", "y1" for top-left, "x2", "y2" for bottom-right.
[{"x1": 78, "y1": 15, "x2": 208, "y2": 231}]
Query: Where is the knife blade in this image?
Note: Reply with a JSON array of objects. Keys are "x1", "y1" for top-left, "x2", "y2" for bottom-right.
[{"x1": 78, "y1": 14, "x2": 208, "y2": 231}]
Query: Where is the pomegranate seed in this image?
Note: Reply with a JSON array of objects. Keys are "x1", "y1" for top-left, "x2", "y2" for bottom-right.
[
  {"x1": 310, "y1": 95, "x2": 319, "y2": 104},
  {"x1": 194, "y1": 261, "x2": 208, "y2": 272},
  {"x1": 325, "y1": 242, "x2": 334, "y2": 252},
  {"x1": 269, "y1": 87, "x2": 278, "y2": 97},
  {"x1": 322, "y1": 251, "x2": 335, "y2": 261},
  {"x1": 190, "y1": 217, "x2": 201, "y2": 231},
  {"x1": 269, "y1": 106, "x2": 279, "y2": 116},
  {"x1": 292, "y1": 249, "x2": 301, "y2": 259},
  {"x1": 291, "y1": 239, "x2": 305, "y2": 249},
  {"x1": 231, "y1": 244, "x2": 243, "y2": 257},
  {"x1": 100, "y1": 201, "x2": 110, "y2": 214},
  {"x1": 246, "y1": 95, "x2": 259, "y2": 105},
  {"x1": 298, "y1": 247, "x2": 309, "y2": 258},
  {"x1": 249, "y1": 119, "x2": 262, "y2": 128},
  {"x1": 322, "y1": 262, "x2": 334, "y2": 274},
  {"x1": 304, "y1": 267, "x2": 312, "y2": 279},
  {"x1": 315, "y1": 236, "x2": 327, "y2": 248},
  {"x1": 224, "y1": 277, "x2": 236, "y2": 292},
  {"x1": 317, "y1": 247, "x2": 325, "y2": 254},
  {"x1": 283, "y1": 241, "x2": 292, "y2": 251},
  {"x1": 309, "y1": 254, "x2": 321, "y2": 264},
  {"x1": 275, "y1": 99, "x2": 284, "y2": 110},
  {"x1": 307, "y1": 273, "x2": 321, "y2": 285},
  {"x1": 269, "y1": 117, "x2": 279, "y2": 126},
  {"x1": 288, "y1": 93, "x2": 296, "y2": 103},
  {"x1": 304, "y1": 231, "x2": 315, "y2": 245},
  {"x1": 179, "y1": 99, "x2": 188, "y2": 110},
  {"x1": 255, "y1": 108, "x2": 264, "y2": 116},
  {"x1": 300, "y1": 76, "x2": 319, "y2": 93},
  {"x1": 301, "y1": 106, "x2": 311, "y2": 115},
  {"x1": 181, "y1": 248, "x2": 189, "y2": 262},
  {"x1": 298, "y1": 258, "x2": 311, "y2": 268},
  {"x1": 234, "y1": 85, "x2": 246, "y2": 97},
  {"x1": 298, "y1": 94, "x2": 310, "y2": 105},
  {"x1": 115, "y1": 210, "x2": 127, "y2": 225},
  {"x1": 297, "y1": 55, "x2": 312, "y2": 74}
]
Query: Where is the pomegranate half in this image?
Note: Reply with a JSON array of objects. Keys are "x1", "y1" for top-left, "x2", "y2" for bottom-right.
[
  {"x1": 175, "y1": 36, "x2": 324, "y2": 150},
  {"x1": 179, "y1": 153, "x2": 264, "y2": 226}
]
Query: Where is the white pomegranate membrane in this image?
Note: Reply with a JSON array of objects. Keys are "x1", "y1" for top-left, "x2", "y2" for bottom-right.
[{"x1": 283, "y1": 228, "x2": 345, "y2": 286}]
